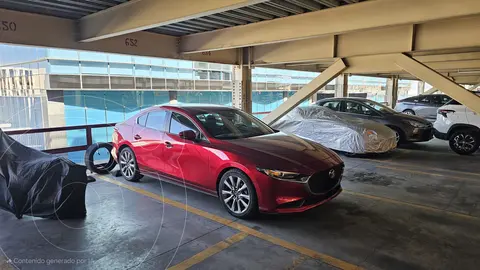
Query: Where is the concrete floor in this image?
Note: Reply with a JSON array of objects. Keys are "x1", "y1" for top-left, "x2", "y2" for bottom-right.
[{"x1": 1, "y1": 139, "x2": 480, "y2": 270}]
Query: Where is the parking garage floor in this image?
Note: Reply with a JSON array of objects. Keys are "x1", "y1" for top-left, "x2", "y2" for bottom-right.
[{"x1": 1, "y1": 139, "x2": 479, "y2": 270}]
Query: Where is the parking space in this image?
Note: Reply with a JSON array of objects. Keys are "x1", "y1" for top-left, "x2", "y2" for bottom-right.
[{"x1": 1, "y1": 139, "x2": 479, "y2": 270}]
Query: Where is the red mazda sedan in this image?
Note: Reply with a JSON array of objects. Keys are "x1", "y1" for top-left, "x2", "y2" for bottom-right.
[{"x1": 111, "y1": 105, "x2": 344, "y2": 218}]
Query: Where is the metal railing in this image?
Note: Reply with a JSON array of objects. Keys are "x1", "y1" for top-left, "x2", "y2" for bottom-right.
[{"x1": 4, "y1": 123, "x2": 117, "y2": 154}]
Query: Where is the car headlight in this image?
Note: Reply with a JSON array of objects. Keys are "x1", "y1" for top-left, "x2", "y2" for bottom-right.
[
  {"x1": 256, "y1": 168, "x2": 309, "y2": 183},
  {"x1": 404, "y1": 120, "x2": 427, "y2": 128}
]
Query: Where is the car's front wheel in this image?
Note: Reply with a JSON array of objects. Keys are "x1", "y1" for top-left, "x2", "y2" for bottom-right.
[
  {"x1": 219, "y1": 169, "x2": 258, "y2": 219},
  {"x1": 119, "y1": 147, "x2": 143, "y2": 182},
  {"x1": 403, "y1": 109, "x2": 415, "y2": 115},
  {"x1": 449, "y1": 129, "x2": 479, "y2": 155}
]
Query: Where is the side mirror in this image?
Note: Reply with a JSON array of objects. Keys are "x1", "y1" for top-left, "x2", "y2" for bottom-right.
[{"x1": 179, "y1": 130, "x2": 197, "y2": 141}]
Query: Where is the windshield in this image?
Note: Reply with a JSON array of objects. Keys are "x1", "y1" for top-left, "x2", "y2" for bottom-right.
[
  {"x1": 195, "y1": 109, "x2": 275, "y2": 140},
  {"x1": 362, "y1": 100, "x2": 396, "y2": 114}
]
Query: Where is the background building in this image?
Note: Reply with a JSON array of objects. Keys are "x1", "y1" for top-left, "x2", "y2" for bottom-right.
[{"x1": 0, "y1": 44, "x2": 424, "y2": 162}]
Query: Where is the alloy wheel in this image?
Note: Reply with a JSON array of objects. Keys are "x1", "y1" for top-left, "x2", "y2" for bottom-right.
[
  {"x1": 394, "y1": 131, "x2": 400, "y2": 143},
  {"x1": 403, "y1": 110, "x2": 414, "y2": 115},
  {"x1": 221, "y1": 175, "x2": 250, "y2": 214},
  {"x1": 453, "y1": 133, "x2": 476, "y2": 152},
  {"x1": 120, "y1": 150, "x2": 136, "y2": 178}
]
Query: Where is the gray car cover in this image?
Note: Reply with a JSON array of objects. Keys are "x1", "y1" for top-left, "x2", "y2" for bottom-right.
[
  {"x1": 0, "y1": 128, "x2": 89, "y2": 219},
  {"x1": 272, "y1": 106, "x2": 397, "y2": 154}
]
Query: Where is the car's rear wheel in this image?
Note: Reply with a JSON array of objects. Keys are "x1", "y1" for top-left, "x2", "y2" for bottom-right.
[
  {"x1": 219, "y1": 169, "x2": 258, "y2": 219},
  {"x1": 403, "y1": 109, "x2": 415, "y2": 115},
  {"x1": 119, "y1": 147, "x2": 143, "y2": 182},
  {"x1": 449, "y1": 129, "x2": 479, "y2": 155}
]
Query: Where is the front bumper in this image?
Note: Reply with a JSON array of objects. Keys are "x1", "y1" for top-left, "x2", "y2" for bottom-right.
[
  {"x1": 255, "y1": 165, "x2": 343, "y2": 213},
  {"x1": 406, "y1": 127, "x2": 434, "y2": 142},
  {"x1": 433, "y1": 129, "x2": 448, "y2": 140}
]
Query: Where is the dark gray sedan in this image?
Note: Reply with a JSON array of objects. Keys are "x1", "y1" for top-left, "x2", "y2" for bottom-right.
[{"x1": 316, "y1": 97, "x2": 433, "y2": 143}]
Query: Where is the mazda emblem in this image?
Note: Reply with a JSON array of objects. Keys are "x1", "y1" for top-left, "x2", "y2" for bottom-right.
[{"x1": 328, "y1": 169, "x2": 336, "y2": 179}]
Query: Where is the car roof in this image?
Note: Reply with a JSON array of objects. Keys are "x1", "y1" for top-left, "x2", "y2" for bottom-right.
[
  {"x1": 318, "y1": 97, "x2": 369, "y2": 102},
  {"x1": 157, "y1": 104, "x2": 237, "y2": 114}
]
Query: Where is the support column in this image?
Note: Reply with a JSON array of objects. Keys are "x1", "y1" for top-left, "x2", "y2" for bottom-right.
[
  {"x1": 418, "y1": 81, "x2": 425, "y2": 95},
  {"x1": 395, "y1": 54, "x2": 480, "y2": 113},
  {"x1": 232, "y1": 48, "x2": 253, "y2": 113},
  {"x1": 45, "y1": 90, "x2": 67, "y2": 150},
  {"x1": 386, "y1": 76, "x2": 399, "y2": 108},
  {"x1": 232, "y1": 65, "x2": 252, "y2": 113},
  {"x1": 334, "y1": 74, "x2": 349, "y2": 98},
  {"x1": 263, "y1": 59, "x2": 347, "y2": 125}
]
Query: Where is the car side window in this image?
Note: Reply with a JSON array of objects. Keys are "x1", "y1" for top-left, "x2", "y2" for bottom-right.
[
  {"x1": 404, "y1": 96, "x2": 418, "y2": 103},
  {"x1": 419, "y1": 96, "x2": 431, "y2": 104},
  {"x1": 431, "y1": 95, "x2": 447, "y2": 105},
  {"x1": 145, "y1": 110, "x2": 167, "y2": 131},
  {"x1": 344, "y1": 101, "x2": 379, "y2": 116},
  {"x1": 170, "y1": 112, "x2": 200, "y2": 135},
  {"x1": 440, "y1": 95, "x2": 451, "y2": 104},
  {"x1": 137, "y1": 114, "x2": 147, "y2": 126},
  {"x1": 320, "y1": 101, "x2": 341, "y2": 111}
]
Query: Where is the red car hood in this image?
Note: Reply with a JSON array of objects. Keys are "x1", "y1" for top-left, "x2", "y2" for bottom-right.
[{"x1": 222, "y1": 132, "x2": 343, "y2": 174}]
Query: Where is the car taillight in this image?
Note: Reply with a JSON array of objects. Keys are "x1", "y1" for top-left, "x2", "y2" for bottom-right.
[{"x1": 438, "y1": 109, "x2": 455, "y2": 118}]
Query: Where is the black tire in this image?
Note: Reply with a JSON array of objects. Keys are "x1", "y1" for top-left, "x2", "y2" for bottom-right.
[
  {"x1": 387, "y1": 126, "x2": 405, "y2": 144},
  {"x1": 218, "y1": 169, "x2": 258, "y2": 219},
  {"x1": 85, "y1": 142, "x2": 117, "y2": 174},
  {"x1": 403, "y1": 109, "x2": 415, "y2": 115},
  {"x1": 449, "y1": 129, "x2": 479, "y2": 155},
  {"x1": 118, "y1": 147, "x2": 143, "y2": 182}
]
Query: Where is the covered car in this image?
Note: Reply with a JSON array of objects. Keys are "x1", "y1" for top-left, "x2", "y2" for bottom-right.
[
  {"x1": 271, "y1": 106, "x2": 397, "y2": 154},
  {"x1": 0, "y1": 128, "x2": 89, "y2": 219}
]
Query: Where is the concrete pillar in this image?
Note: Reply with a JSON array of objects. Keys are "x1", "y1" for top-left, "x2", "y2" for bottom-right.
[
  {"x1": 45, "y1": 90, "x2": 67, "y2": 150},
  {"x1": 418, "y1": 81, "x2": 425, "y2": 94},
  {"x1": 334, "y1": 74, "x2": 349, "y2": 98},
  {"x1": 233, "y1": 48, "x2": 253, "y2": 113},
  {"x1": 232, "y1": 65, "x2": 252, "y2": 113},
  {"x1": 386, "y1": 76, "x2": 399, "y2": 108}
]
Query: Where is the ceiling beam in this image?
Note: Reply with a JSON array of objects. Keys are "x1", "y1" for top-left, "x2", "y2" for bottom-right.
[
  {"x1": 79, "y1": 0, "x2": 268, "y2": 42},
  {"x1": 395, "y1": 53, "x2": 480, "y2": 114},
  {"x1": 251, "y1": 15, "x2": 480, "y2": 66},
  {"x1": 0, "y1": 8, "x2": 239, "y2": 65},
  {"x1": 180, "y1": 0, "x2": 480, "y2": 53}
]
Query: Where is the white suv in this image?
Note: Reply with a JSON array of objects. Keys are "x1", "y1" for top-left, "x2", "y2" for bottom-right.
[{"x1": 433, "y1": 93, "x2": 480, "y2": 155}]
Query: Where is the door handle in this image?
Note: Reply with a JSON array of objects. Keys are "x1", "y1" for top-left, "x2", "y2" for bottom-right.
[
  {"x1": 134, "y1": 134, "x2": 142, "y2": 140},
  {"x1": 165, "y1": 141, "x2": 173, "y2": 148}
]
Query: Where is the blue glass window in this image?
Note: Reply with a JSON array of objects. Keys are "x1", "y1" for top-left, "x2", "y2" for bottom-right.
[
  {"x1": 152, "y1": 66, "x2": 165, "y2": 78},
  {"x1": 178, "y1": 60, "x2": 193, "y2": 69},
  {"x1": 79, "y1": 51, "x2": 108, "y2": 62},
  {"x1": 178, "y1": 68, "x2": 193, "y2": 80},
  {"x1": 164, "y1": 59, "x2": 178, "y2": 67},
  {"x1": 108, "y1": 54, "x2": 132, "y2": 63},
  {"x1": 133, "y1": 56, "x2": 151, "y2": 65},
  {"x1": 49, "y1": 60, "x2": 80, "y2": 75},
  {"x1": 110, "y1": 63, "x2": 134, "y2": 76},
  {"x1": 81, "y1": 62, "x2": 108, "y2": 75},
  {"x1": 135, "y1": 65, "x2": 151, "y2": 77},
  {"x1": 47, "y1": 48, "x2": 78, "y2": 60},
  {"x1": 164, "y1": 68, "x2": 178, "y2": 79}
]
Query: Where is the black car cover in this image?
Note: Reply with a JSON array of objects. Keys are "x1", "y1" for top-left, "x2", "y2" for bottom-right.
[{"x1": 0, "y1": 128, "x2": 89, "y2": 219}]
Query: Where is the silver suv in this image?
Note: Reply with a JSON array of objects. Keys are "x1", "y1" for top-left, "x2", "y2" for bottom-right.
[{"x1": 395, "y1": 94, "x2": 451, "y2": 121}]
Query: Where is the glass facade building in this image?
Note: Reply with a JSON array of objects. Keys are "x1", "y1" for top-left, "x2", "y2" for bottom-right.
[{"x1": 0, "y1": 44, "x2": 423, "y2": 163}]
